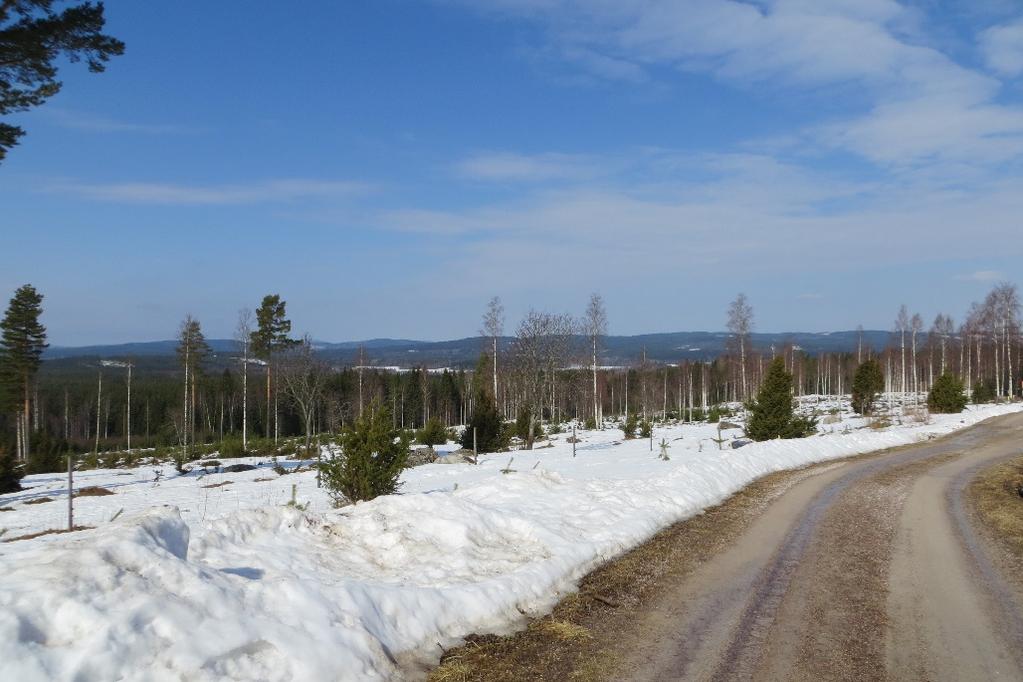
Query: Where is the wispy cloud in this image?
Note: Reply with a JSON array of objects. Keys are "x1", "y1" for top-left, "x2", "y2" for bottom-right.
[
  {"x1": 980, "y1": 20, "x2": 1023, "y2": 77},
  {"x1": 49, "y1": 179, "x2": 372, "y2": 205},
  {"x1": 43, "y1": 108, "x2": 193, "y2": 135},
  {"x1": 955, "y1": 270, "x2": 1006, "y2": 282},
  {"x1": 455, "y1": 151, "x2": 601, "y2": 182}
]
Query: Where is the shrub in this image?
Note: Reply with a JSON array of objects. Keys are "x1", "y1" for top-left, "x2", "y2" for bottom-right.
[
  {"x1": 621, "y1": 413, "x2": 638, "y2": 439},
  {"x1": 515, "y1": 408, "x2": 532, "y2": 441},
  {"x1": 25, "y1": 431, "x2": 70, "y2": 474},
  {"x1": 929, "y1": 373, "x2": 967, "y2": 413},
  {"x1": 461, "y1": 389, "x2": 507, "y2": 453},
  {"x1": 319, "y1": 402, "x2": 410, "y2": 506},
  {"x1": 851, "y1": 359, "x2": 884, "y2": 415},
  {"x1": 746, "y1": 357, "x2": 818, "y2": 441},
  {"x1": 417, "y1": 418, "x2": 448, "y2": 447},
  {"x1": 584, "y1": 415, "x2": 597, "y2": 430},
  {"x1": 972, "y1": 380, "x2": 996, "y2": 404},
  {"x1": 0, "y1": 446, "x2": 23, "y2": 494},
  {"x1": 218, "y1": 436, "x2": 247, "y2": 458},
  {"x1": 638, "y1": 419, "x2": 652, "y2": 439},
  {"x1": 707, "y1": 406, "x2": 721, "y2": 423}
]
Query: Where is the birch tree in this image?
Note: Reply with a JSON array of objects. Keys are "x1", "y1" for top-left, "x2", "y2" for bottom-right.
[
  {"x1": 584, "y1": 293, "x2": 607, "y2": 427},
  {"x1": 235, "y1": 308, "x2": 253, "y2": 451},
  {"x1": 895, "y1": 305, "x2": 910, "y2": 404},
  {"x1": 481, "y1": 296, "x2": 504, "y2": 405},
  {"x1": 280, "y1": 336, "x2": 329, "y2": 454},
  {"x1": 726, "y1": 293, "x2": 754, "y2": 400}
]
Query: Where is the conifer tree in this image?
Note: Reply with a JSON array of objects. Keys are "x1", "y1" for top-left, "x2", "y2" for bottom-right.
[
  {"x1": 0, "y1": 444, "x2": 22, "y2": 493},
  {"x1": 319, "y1": 401, "x2": 409, "y2": 505},
  {"x1": 251, "y1": 294, "x2": 297, "y2": 442},
  {"x1": 746, "y1": 357, "x2": 816, "y2": 441},
  {"x1": 176, "y1": 315, "x2": 209, "y2": 456},
  {"x1": 461, "y1": 385, "x2": 505, "y2": 453},
  {"x1": 929, "y1": 373, "x2": 967, "y2": 414},
  {"x1": 851, "y1": 359, "x2": 884, "y2": 415},
  {"x1": 0, "y1": 284, "x2": 48, "y2": 460}
]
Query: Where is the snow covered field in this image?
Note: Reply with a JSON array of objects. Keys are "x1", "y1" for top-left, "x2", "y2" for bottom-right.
[{"x1": 1, "y1": 401, "x2": 1020, "y2": 681}]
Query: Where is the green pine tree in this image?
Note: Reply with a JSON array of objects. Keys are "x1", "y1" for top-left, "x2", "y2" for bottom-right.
[
  {"x1": 746, "y1": 357, "x2": 817, "y2": 441},
  {"x1": 929, "y1": 373, "x2": 967, "y2": 413},
  {"x1": 417, "y1": 417, "x2": 448, "y2": 447},
  {"x1": 0, "y1": 284, "x2": 48, "y2": 460},
  {"x1": 851, "y1": 359, "x2": 884, "y2": 415},
  {"x1": 1, "y1": 2, "x2": 124, "y2": 162},
  {"x1": 461, "y1": 386, "x2": 506, "y2": 453},
  {"x1": 0, "y1": 444, "x2": 22, "y2": 493},
  {"x1": 319, "y1": 402, "x2": 410, "y2": 505},
  {"x1": 251, "y1": 294, "x2": 297, "y2": 440}
]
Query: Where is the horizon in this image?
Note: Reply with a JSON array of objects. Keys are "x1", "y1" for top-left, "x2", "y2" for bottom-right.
[{"x1": 4, "y1": 1, "x2": 1022, "y2": 344}]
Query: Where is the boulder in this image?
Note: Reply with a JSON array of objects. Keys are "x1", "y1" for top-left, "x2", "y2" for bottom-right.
[
  {"x1": 405, "y1": 447, "x2": 437, "y2": 468},
  {"x1": 222, "y1": 463, "x2": 257, "y2": 473}
]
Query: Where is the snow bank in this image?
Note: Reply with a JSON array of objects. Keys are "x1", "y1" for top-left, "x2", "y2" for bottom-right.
[{"x1": 0, "y1": 403, "x2": 1020, "y2": 680}]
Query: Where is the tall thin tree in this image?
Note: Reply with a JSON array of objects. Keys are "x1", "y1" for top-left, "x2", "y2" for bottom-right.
[{"x1": 0, "y1": 284, "x2": 48, "y2": 461}]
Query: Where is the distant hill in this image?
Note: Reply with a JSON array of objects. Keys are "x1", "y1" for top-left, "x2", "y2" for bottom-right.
[{"x1": 44, "y1": 330, "x2": 898, "y2": 371}]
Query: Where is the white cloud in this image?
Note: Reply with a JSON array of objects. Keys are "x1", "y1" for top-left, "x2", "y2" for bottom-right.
[
  {"x1": 981, "y1": 20, "x2": 1023, "y2": 77},
  {"x1": 458, "y1": 0, "x2": 1023, "y2": 170},
  {"x1": 955, "y1": 270, "x2": 1006, "y2": 282},
  {"x1": 50, "y1": 179, "x2": 371, "y2": 205},
  {"x1": 455, "y1": 151, "x2": 601, "y2": 182},
  {"x1": 43, "y1": 108, "x2": 192, "y2": 135}
]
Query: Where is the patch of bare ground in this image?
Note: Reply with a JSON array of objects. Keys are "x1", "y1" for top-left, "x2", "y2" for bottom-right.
[
  {"x1": 23, "y1": 496, "x2": 53, "y2": 505},
  {"x1": 428, "y1": 464, "x2": 836, "y2": 682},
  {"x1": 74, "y1": 486, "x2": 114, "y2": 497},
  {"x1": 201, "y1": 480, "x2": 233, "y2": 489},
  {"x1": 2, "y1": 525, "x2": 94, "y2": 543}
]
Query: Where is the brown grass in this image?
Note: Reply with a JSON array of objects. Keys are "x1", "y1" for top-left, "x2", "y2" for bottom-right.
[
  {"x1": 0, "y1": 506, "x2": 13, "y2": 512},
  {"x1": 969, "y1": 455, "x2": 1023, "y2": 561},
  {"x1": 74, "y1": 486, "x2": 114, "y2": 497},
  {"x1": 2, "y1": 525, "x2": 94, "y2": 543},
  {"x1": 201, "y1": 480, "x2": 233, "y2": 489},
  {"x1": 24, "y1": 497, "x2": 53, "y2": 505}
]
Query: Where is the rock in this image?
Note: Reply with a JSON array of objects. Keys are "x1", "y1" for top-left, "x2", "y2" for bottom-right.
[
  {"x1": 405, "y1": 447, "x2": 437, "y2": 468},
  {"x1": 222, "y1": 463, "x2": 257, "y2": 473},
  {"x1": 730, "y1": 439, "x2": 752, "y2": 449},
  {"x1": 436, "y1": 449, "x2": 474, "y2": 464},
  {"x1": 822, "y1": 414, "x2": 842, "y2": 424}
]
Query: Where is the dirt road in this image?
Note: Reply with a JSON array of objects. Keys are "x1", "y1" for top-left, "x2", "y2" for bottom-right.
[{"x1": 615, "y1": 412, "x2": 1023, "y2": 682}]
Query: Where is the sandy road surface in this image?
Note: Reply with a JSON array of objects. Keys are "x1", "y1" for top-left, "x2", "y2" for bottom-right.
[{"x1": 615, "y1": 412, "x2": 1023, "y2": 682}]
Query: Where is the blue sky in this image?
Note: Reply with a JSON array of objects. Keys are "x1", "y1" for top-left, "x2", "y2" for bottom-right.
[{"x1": 3, "y1": 0, "x2": 1023, "y2": 345}]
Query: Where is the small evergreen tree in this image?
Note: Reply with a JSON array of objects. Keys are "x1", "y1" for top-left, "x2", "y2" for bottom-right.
[
  {"x1": 929, "y1": 373, "x2": 967, "y2": 413},
  {"x1": 320, "y1": 402, "x2": 409, "y2": 505},
  {"x1": 851, "y1": 359, "x2": 884, "y2": 415},
  {"x1": 746, "y1": 357, "x2": 817, "y2": 441},
  {"x1": 0, "y1": 445, "x2": 22, "y2": 493},
  {"x1": 622, "y1": 413, "x2": 638, "y2": 439},
  {"x1": 461, "y1": 387, "x2": 506, "y2": 452},
  {"x1": 417, "y1": 417, "x2": 448, "y2": 447},
  {"x1": 638, "y1": 418, "x2": 652, "y2": 439},
  {"x1": 515, "y1": 407, "x2": 533, "y2": 441},
  {"x1": 972, "y1": 379, "x2": 996, "y2": 404}
]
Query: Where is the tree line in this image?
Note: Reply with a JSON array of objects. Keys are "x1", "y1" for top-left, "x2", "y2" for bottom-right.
[{"x1": 1, "y1": 283, "x2": 1021, "y2": 491}]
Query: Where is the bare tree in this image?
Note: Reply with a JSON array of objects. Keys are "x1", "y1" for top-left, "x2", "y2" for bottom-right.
[
  {"x1": 726, "y1": 293, "x2": 754, "y2": 400},
  {"x1": 895, "y1": 304, "x2": 910, "y2": 404},
  {"x1": 513, "y1": 309, "x2": 576, "y2": 449},
  {"x1": 911, "y1": 312, "x2": 923, "y2": 400},
  {"x1": 235, "y1": 308, "x2": 253, "y2": 451},
  {"x1": 584, "y1": 293, "x2": 608, "y2": 427},
  {"x1": 279, "y1": 336, "x2": 330, "y2": 454},
  {"x1": 481, "y1": 296, "x2": 504, "y2": 405}
]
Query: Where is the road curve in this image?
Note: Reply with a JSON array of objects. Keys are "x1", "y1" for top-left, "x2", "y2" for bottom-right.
[{"x1": 613, "y1": 412, "x2": 1023, "y2": 682}]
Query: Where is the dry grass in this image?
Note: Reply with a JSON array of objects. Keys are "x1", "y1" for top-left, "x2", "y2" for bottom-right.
[
  {"x1": 24, "y1": 496, "x2": 53, "y2": 505},
  {"x1": 74, "y1": 486, "x2": 114, "y2": 498},
  {"x1": 0, "y1": 506, "x2": 13, "y2": 512},
  {"x1": 969, "y1": 455, "x2": 1023, "y2": 561},
  {"x1": 2, "y1": 525, "x2": 93, "y2": 543},
  {"x1": 201, "y1": 480, "x2": 233, "y2": 489}
]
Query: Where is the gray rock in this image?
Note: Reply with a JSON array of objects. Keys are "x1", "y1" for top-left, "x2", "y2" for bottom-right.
[
  {"x1": 405, "y1": 447, "x2": 437, "y2": 468},
  {"x1": 436, "y1": 449, "x2": 474, "y2": 464},
  {"x1": 730, "y1": 439, "x2": 752, "y2": 449},
  {"x1": 222, "y1": 463, "x2": 257, "y2": 473}
]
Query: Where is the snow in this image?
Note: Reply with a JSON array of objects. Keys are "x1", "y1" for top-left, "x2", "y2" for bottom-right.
[{"x1": 1, "y1": 401, "x2": 1020, "y2": 681}]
